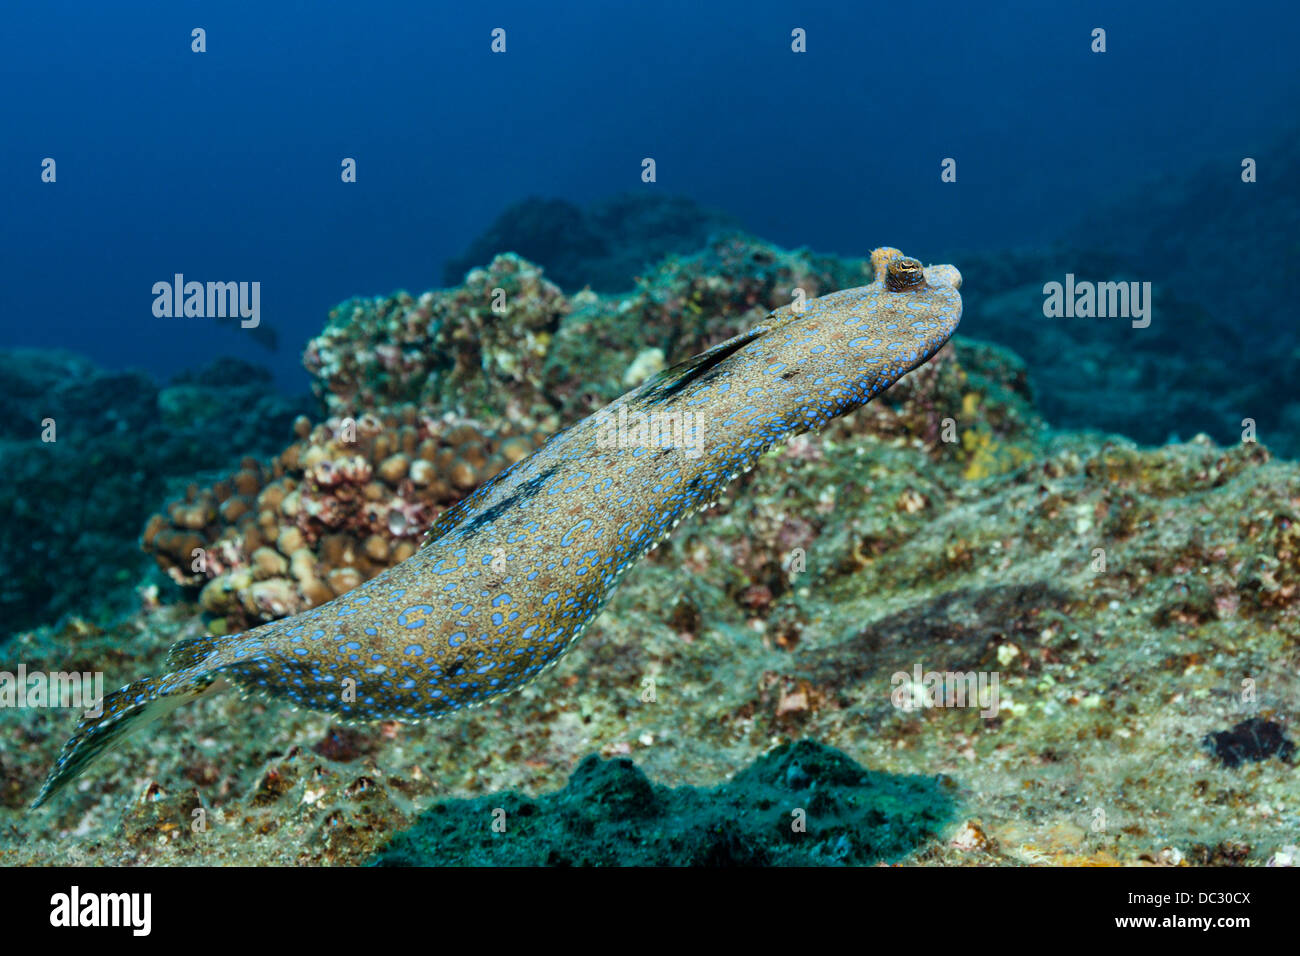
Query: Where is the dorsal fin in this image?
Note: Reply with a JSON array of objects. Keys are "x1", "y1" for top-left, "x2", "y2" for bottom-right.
[
  {"x1": 165, "y1": 634, "x2": 220, "y2": 670},
  {"x1": 636, "y1": 325, "x2": 768, "y2": 407},
  {"x1": 417, "y1": 456, "x2": 527, "y2": 550}
]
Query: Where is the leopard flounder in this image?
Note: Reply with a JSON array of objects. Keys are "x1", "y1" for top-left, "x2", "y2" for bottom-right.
[{"x1": 33, "y1": 248, "x2": 961, "y2": 807}]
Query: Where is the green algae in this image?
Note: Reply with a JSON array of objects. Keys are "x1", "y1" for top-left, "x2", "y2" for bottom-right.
[{"x1": 372, "y1": 740, "x2": 956, "y2": 866}]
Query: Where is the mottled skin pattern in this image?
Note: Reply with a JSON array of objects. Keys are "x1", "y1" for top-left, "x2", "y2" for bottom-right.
[{"x1": 33, "y1": 248, "x2": 961, "y2": 807}]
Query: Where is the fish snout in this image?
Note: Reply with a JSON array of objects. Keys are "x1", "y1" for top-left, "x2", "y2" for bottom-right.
[{"x1": 923, "y1": 264, "x2": 962, "y2": 290}]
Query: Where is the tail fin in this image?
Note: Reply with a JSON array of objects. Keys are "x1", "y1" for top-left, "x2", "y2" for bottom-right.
[{"x1": 30, "y1": 667, "x2": 217, "y2": 809}]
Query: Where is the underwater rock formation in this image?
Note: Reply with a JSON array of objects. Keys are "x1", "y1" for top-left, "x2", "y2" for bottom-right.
[
  {"x1": 442, "y1": 192, "x2": 741, "y2": 294},
  {"x1": 0, "y1": 352, "x2": 311, "y2": 639},
  {"x1": 305, "y1": 235, "x2": 873, "y2": 427},
  {"x1": 303, "y1": 253, "x2": 570, "y2": 424},
  {"x1": 542, "y1": 234, "x2": 878, "y2": 421},
  {"x1": 948, "y1": 245, "x2": 1273, "y2": 453},
  {"x1": 5, "y1": 336, "x2": 1296, "y2": 864},
  {"x1": 944, "y1": 128, "x2": 1300, "y2": 456},
  {"x1": 1074, "y1": 124, "x2": 1299, "y2": 358},
  {"x1": 1203, "y1": 718, "x2": 1295, "y2": 768},
  {"x1": 374, "y1": 740, "x2": 955, "y2": 866}
]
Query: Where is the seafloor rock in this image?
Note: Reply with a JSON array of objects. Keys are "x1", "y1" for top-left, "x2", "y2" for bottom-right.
[
  {"x1": 542, "y1": 234, "x2": 875, "y2": 420},
  {"x1": 304, "y1": 234, "x2": 872, "y2": 427},
  {"x1": 940, "y1": 126, "x2": 1300, "y2": 457},
  {"x1": 1075, "y1": 124, "x2": 1299, "y2": 361},
  {"x1": 373, "y1": 740, "x2": 955, "y2": 866},
  {"x1": 303, "y1": 253, "x2": 570, "y2": 424},
  {"x1": 443, "y1": 192, "x2": 741, "y2": 294},
  {"x1": 0, "y1": 352, "x2": 311, "y2": 638},
  {"x1": 945, "y1": 244, "x2": 1271, "y2": 454},
  {"x1": 1203, "y1": 718, "x2": 1296, "y2": 768}
]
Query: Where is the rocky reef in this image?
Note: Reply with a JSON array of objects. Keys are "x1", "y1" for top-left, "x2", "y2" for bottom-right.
[
  {"x1": 443, "y1": 192, "x2": 741, "y2": 294},
  {"x1": 943, "y1": 244, "x2": 1281, "y2": 455},
  {"x1": 304, "y1": 235, "x2": 870, "y2": 425},
  {"x1": 0, "y1": 353, "x2": 312, "y2": 638},
  {"x1": 941, "y1": 126, "x2": 1300, "y2": 458},
  {"x1": 374, "y1": 740, "x2": 955, "y2": 866},
  {"x1": 304, "y1": 254, "x2": 570, "y2": 424},
  {"x1": 2, "y1": 235, "x2": 1296, "y2": 867}
]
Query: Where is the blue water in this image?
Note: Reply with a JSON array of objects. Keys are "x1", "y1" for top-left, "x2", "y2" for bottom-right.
[{"x1": 2, "y1": 0, "x2": 1297, "y2": 393}]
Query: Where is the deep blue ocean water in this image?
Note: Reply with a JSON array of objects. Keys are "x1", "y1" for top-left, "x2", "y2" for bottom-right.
[{"x1": 2, "y1": 0, "x2": 1297, "y2": 393}]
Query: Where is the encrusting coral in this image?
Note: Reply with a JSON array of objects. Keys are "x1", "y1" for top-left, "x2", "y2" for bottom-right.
[
  {"x1": 302, "y1": 253, "x2": 569, "y2": 427},
  {"x1": 302, "y1": 237, "x2": 874, "y2": 426}
]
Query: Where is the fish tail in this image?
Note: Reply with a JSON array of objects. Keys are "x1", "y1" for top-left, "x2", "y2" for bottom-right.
[{"x1": 31, "y1": 660, "x2": 221, "y2": 809}]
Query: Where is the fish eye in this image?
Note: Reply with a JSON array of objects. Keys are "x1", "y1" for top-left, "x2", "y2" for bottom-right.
[{"x1": 885, "y1": 257, "x2": 925, "y2": 292}]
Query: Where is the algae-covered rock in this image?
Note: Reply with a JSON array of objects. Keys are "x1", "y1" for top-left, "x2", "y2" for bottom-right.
[
  {"x1": 443, "y1": 192, "x2": 741, "y2": 294},
  {"x1": 373, "y1": 740, "x2": 955, "y2": 866},
  {"x1": 303, "y1": 254, "x2": 570, "y2": 424}
]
